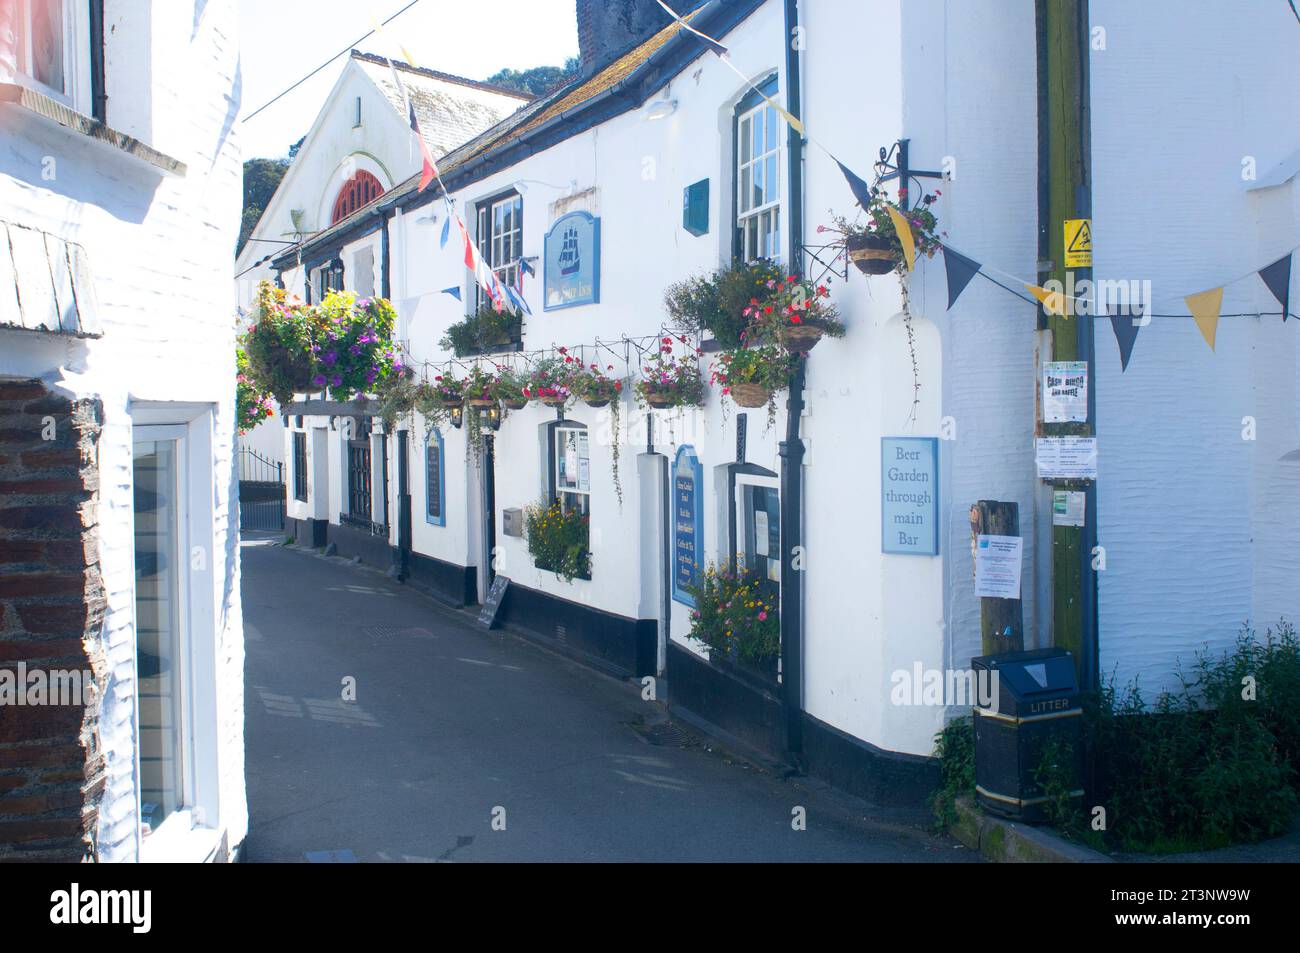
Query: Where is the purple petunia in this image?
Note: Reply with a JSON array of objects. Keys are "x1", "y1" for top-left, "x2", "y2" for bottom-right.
[{"x1": 312, "y1": 374, "x2": 327, "y2": 388}]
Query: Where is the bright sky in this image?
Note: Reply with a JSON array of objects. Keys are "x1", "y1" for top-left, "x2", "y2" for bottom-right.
[{"x1": 238, "y1": 0, "x2": 579, "y2": 159}]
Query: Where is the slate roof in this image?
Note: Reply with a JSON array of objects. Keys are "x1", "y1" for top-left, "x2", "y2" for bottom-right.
[{"x1": 349, "y1": 51, "x2": 533, "y2": 160}]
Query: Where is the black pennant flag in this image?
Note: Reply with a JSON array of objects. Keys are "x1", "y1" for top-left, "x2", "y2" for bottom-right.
[
  {"x1": 836, "y1": 159, "x2": 875, "y2": 211},
  {"x1": 940, "y1": 244, "x2": 981, "y2": 310},
  {"x1": 1109, "y1": 308, "x2": 1142, "y2": 372},
  {"x1": 1258, "y1": 254, "x2": 1292, "y2": 322}
]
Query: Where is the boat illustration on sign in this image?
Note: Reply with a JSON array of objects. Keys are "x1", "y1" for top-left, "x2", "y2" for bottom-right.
[{"x1": 558, "y1": 225, "x2": 581, "y2": 277}]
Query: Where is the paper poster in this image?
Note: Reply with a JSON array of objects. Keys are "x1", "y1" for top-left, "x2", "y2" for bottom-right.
[
  {"x1": 1043, "y1": 361, "x2": 1088, "y2": 423},
  {"x1": 1052, "y1": 490, "x2": 1086, "y2": 527},
  {"x1": 1036, "y1": 436, "x2": 1098, "y2": 480},
  {"x1": 974, "y1": 534, "x2": 1023, "y2": 599},
  {"x1": 754, "y1": 510, "x2": 769, "y2": 557}
]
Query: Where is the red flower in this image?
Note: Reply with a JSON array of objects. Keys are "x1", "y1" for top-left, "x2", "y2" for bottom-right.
[
  {"x1": 662, "y1": 337, "x2": 672, "y2": 344},
  {"x1": 791, "y1": 315, "x2": 801, "y2": 324}
]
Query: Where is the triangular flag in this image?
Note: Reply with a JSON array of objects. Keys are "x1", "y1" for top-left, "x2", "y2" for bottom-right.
[
  {"x1": 440, "y1": 286, "x2": 461, "y2": 302},
  {"x1": 836, "y1": 159, "x2": 874, "y2": 210},
  {"x1": 439, "y1": 215, "x2": 450, "y2": 249},
  {"x1": 884, "y1": 204, "x2": 915, "y2": 271},
  {"x1": 520, "y1": 257, "x2": 536, "y2": 278},
  {"x1": 1109, "y1": 308, "x2": 1141, "y2": 372},
  {"x1": 1258, "y1": 254, "x2": 1292, "y2": 322},
  {"x1": 1184, "y1": 286, "x2": 1224, "y2": 350},
  {"x1": 387, "y1": 58, "x2": 438, "y2": 192},
  {"x1": 1026, "y1": 284, "x2": 1068, "y2": 318},
  {"x1": 940, "y1": 245, "x2": 981, "y2": 310}
]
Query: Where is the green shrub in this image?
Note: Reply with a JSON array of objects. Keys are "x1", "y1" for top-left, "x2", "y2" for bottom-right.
[
  {"x1": 440, "y1": 305, "x2": 522, "y2": 357},
  {"x1": 931, "y1": 716, "x2": 974, "y2": 829},
  {"x1": 525, "y1": 500, "x2": 590, "y2": 583}
]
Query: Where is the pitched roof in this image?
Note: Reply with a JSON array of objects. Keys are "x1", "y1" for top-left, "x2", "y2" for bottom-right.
[
  {"x1": 275, "y1": 1, "x2": 765, "y2": 267},
  {"x1": 349, "y1": 51, "x2": 533, "y2": 160}
]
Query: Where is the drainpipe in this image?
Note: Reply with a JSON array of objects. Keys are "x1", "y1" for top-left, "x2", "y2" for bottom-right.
[{"x1": 778, "y1": 0, "x2": 806, "y2": 762}]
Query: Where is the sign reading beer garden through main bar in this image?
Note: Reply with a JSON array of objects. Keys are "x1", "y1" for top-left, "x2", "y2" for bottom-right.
[{"x1": 881, "y1": 437, "x2": 939, "y2": 556}]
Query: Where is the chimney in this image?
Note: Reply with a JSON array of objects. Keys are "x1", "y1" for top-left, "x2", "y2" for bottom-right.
[{"x1": 575, "y1": 0, "x2": 673, "y2": 76}]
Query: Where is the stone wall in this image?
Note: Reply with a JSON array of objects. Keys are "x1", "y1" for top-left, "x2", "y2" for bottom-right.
[{"x1": 0, "y1": 378, "x2": 107, "y2": 861}]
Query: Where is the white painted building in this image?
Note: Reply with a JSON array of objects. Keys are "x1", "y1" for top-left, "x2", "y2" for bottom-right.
[
  {"x1": 266, "y1": 0, "x2": 1299, "y2": 802},
  {"x1": 1, "y1": 0, "x2": 246, "y2": 860},
  {"x1": 233, "y1": 51, "x2": 532, "y2": 469}
]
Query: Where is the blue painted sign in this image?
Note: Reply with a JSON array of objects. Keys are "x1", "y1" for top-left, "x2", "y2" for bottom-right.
[
  {"x1": 672, "y1": 446, "x2": 703, "y2": 606},
  {"x1": 881, "y1": 437, "x2": 939, "y2": 556},
  {"x1": 544, "y1": 211, "x2": 600, "y2": 310}
]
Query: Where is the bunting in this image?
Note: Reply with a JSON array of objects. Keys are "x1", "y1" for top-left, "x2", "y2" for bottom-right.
[
  {"x1": 441, "y1": 286, "x2": 462, "y2": 301},
  {"x1": 1259, "y1": 254, "x2": 1292, "y2": 323},
  {"x1": 1109, "y1": 308, "x2": 1142, "y2": 372},
  {"x1": 940, "y1": 245, "x2": 981, "y2": 311},
  {"x1": 439, "y1": 214, "x2": 450, "y2": 249},
  {"x1": 884, "y1": 204, "x2": 916, "y2": 272},
  {"x1": 386, "y1": 58, "x2": 437, "y2": 193},
  {"x1": 1025, "y1": 284, "x2": 1069, "y2": 318},
  {"x1": 1184, "y1": 287, "x2": 1223, "y2": 350}
]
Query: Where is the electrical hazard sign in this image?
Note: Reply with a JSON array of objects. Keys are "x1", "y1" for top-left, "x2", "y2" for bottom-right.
[{"x1": 1064, "y1": 218, "x2": 1092, "y2": 268}]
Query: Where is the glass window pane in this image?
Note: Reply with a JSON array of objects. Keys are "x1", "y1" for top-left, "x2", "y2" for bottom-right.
[
  {"x1": 30, "y1": 0, "x2": 65, "y2": 93},
  {"x1": 765, "y1": 105, "x2": 777, "y2": 151},
  {"x1": 766, "y1": 155, "x2": 778, "y2": 203},
  {"x1": 134, "y1": 439, "x2": 183, "y2": 836},
  {"x1": 739, "y1": 116, "x2": 751, "y2": 164},
  {"x1": 752, "y1": 160, "x2": 764, "y2": 209},
  {"x1": 739, "y1": 166, "x2": 751, "y2": 213}
]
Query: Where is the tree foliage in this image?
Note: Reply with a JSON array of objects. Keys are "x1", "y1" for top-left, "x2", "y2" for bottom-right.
[
  {"x1": 237, "y1": 156, "x2": 290, "y2": 256},
  {"x1": 486, "y1": 57, "x2": 579, "y2": 97}
]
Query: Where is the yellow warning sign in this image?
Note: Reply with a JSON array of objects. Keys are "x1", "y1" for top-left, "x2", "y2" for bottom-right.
[{"x1": 1064, "y1": 218, "x2": 1092, "y2": 268}]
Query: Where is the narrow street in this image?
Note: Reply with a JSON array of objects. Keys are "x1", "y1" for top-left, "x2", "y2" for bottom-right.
[{"x1": 240, "y1": 538, "x2": 974, "y2": 862}]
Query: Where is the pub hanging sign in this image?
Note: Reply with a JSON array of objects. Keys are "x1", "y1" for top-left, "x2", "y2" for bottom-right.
[{"x1": 544, "y1": 211, "x2": 601, "y2": 310}]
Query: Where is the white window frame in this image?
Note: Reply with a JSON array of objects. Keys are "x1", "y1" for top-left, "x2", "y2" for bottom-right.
[
  {"x1": 129, "y1": 405, "x2": 224, "y2": 863},
  {"x1": 734, "y1": 472, "x2": 780, "y2": 581},
  {"x1": 554, "y1": 425, "x2": 590, "y2": 516},
  {"x1": 9, "y1": 0, "x2": 91, "y2": 112},
  {"x1": 475, "y1": 190, "x2": 522, "y2": 309},
  {"x1": 735, "y1": 96, "x2": 782, "y2": 263}
]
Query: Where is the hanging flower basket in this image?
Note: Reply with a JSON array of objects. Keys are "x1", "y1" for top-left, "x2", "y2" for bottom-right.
[
  {"x1": 634, "y1": 338, "x2": 706, "y2": 410},
  {"x1": 539, "y1": 394, "x2": 569, "y2": 407},
  {"x1": 729, "y1": 382, "x2": 772, "y2": 408},
  {"x1": 466, "y1": 397, "x2": 496, "y2": 409},
  {"x1": 781, "y1": 324, "x2": 826, "y2": 352},
  {"x1": 643, "y1": 391, "x2": 678, "y2": 409},
  {"x1": 504, "y1": 398, "x2": 529, "y2": 411},
  {"x1": 846, "y1": 233, "x2": 897, "y2": 275}
]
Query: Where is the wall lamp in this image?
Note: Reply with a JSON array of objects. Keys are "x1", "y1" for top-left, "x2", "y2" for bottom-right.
[
  {"x1": 449, "y1": 404, "x2": 464, "y2": 429},
  {"x1": 486, "y1": 403, "x2": 502, "y2": 432},
  {"x1": 642, "y1": 97, "x2": 677, "y2": 121}
]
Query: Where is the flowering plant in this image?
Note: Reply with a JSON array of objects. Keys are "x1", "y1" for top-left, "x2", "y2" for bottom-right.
[
  {"x1": 688, "y1": 563, "x2": 780, "y2": 666},
  {"x1": 522, "y1": 354, "x2": 574, "y2": 405},
  {"x1": 439, "y1": 304, "x2": 523, "y2": 357},
  {"x1": 308, "y1": 291, "x2": 400, "y2": 401},
  {"x1": 663, "y1": 259, "x2": 784, "y2": 348},
  {"x1": 413, "y1": 372, "x2": 465, "y2": 429},
  {"x1": 525, "y1": 499, "x2": 591, "y2": 582},
  {"x1": 242, "y1": 281, "x2": 323, "y2": 404},
  {"x1": 710, "y1": 345, "x2": 795, "y2": 427},
  {"x1": 634, "y1": 337, "x2": 705, "y2": 408},
  {"x1": 743, "y1": 275, "x2": 844, "y2": 345},
  {"x1": 235, "y1": 345, "x2": 276, "y2": 434},
  {"x1": 568, "y1": 362, "x2": 624, "y2": 406},
  {"x1": 819, "y1": 189, "x2": 945, "y2": 271},
  {"x1": 491, "y1": 365, "x2": 530, "y2": 406},
  {"x1": 462, "y1": 364, "x2": 498, "y2": 404}
]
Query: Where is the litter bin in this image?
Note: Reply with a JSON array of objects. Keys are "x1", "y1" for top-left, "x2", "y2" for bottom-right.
[{"x1": 971, "y1": 648, "x2": 1083, "y2": 822}]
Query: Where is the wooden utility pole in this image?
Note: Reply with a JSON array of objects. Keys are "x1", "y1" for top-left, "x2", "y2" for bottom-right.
[
  {"x1": 971, "y1": 501, "x2": 1024, "y2": 655},
  {"x1": 1038, "y1": 0, "x2": 1097, "y2": 687}
]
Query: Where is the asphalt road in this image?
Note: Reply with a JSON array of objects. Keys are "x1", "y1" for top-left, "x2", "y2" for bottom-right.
[{"x1": 240, "y1": 538, "x2": 976, "y2": 862}]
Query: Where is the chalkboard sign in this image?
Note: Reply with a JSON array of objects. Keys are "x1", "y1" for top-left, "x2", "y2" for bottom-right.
[{"x1": 479, "y1": 575, "x2": 510, "y2": 628}]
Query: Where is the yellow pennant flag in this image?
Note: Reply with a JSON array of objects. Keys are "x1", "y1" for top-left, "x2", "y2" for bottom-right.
[
  {"x1": 885, "y1": 204, "x2": 916, "y2": 272},
  {"x1": 1184, "y1": 286, "x2": 1224, "y2": 350},
  {"x1": 1025, "y1": 284, "x2": 1068, "y2": 317}
]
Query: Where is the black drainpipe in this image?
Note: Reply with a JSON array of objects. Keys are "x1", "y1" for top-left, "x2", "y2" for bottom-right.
[
  {"x1": 380, "y1": 210, "x2": 392, "y2": 299},
  {"x1": 778, "y1": 0, "x2": 806, "y2": 763}
]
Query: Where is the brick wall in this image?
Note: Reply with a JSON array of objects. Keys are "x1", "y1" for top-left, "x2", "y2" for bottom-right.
[{"x1": 0, "y1": 378, "x2": 107, "y2": 861}]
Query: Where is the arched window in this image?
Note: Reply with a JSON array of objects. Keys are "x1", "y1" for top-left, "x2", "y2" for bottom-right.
[{"x1": 331, "y1": 170, "x2": 384, "y2": 224}]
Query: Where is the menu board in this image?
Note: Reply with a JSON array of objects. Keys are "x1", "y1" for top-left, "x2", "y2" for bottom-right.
[{"x1": 671, "y1": 447, "x2": 703, "y2": 606}]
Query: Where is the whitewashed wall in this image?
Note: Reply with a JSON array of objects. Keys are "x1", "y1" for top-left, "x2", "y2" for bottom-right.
[
  {"x1": 1088, "y1": 0, "x2": 1300, "y2": 695},
  {"x1": 0, "y1": 0, "x2": 246, "y2": 859}
]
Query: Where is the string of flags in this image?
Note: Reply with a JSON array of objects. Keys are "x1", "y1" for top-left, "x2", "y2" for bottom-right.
[{"x1": 376, "y1": 25, "x2": 530, "y2": 316}]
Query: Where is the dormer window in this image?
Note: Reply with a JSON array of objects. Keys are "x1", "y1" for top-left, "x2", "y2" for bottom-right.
[{"x1": 330, "y1": 170, "x2": 384, "y2": 225}]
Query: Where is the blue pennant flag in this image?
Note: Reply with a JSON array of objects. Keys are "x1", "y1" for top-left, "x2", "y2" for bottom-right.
[
  {"x1": 439, "y1": 215, "x2": 450, "y2": 249},
  {"x1": 440, "y1": 285, "x2": 461, "y2": 302},
  {"x1": 520, "y1": 257, "x2": 536, "y2": 278}
]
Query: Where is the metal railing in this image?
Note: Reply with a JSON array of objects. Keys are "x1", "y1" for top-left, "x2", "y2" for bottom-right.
[{"x1": 238, "y1": 447, "x2": 284, "y2": 485}]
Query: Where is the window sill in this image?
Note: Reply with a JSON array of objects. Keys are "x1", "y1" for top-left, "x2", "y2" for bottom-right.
[
  {"x1": 0, "y1": 83, "x2": 186, "y2": 177},
  {"x1": 140, "y1": 811, "x2": 223, "y2": 863}
]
